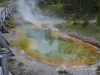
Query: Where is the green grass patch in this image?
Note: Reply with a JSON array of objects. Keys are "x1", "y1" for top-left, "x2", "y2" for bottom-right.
[
  {"x1": 7, "y1": 20, "x2": 16, "y2": 29},
  {"x1": 39, "y1": 4, "x2": 63, "y2": 11},
  {"x1": 57, "y1": 22, "x2": 100, "y2": 42},
  {"x1": 39, "y1": 4, "x2": 69, "y2": 19}
]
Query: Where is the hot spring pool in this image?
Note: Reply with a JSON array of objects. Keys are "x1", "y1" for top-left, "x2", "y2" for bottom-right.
[{"x1": 11, "y1": 26, "x2": 100, "y2": 66}]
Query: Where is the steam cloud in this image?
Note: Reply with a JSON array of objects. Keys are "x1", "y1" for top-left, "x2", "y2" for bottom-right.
[
  {"x1": 16, "y1": 0, "x2": 64, "y2": 55},
  {"x1": 16, "y1": 0, "x2": 63, "y2": 27}
]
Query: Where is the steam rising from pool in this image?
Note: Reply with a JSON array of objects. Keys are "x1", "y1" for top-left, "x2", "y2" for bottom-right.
[
  {"x1": 17, "y1": 0, "x2": 63, "y2": 26},
  {"x1": 14, "y1": 0, "x2": 100, "y2": 66},
  {"x1": 16, "y1": 0, "x2": 64, "y2": 59},
  {"x1": 12, "y1": 26, "x2": 100, "y2": 66},
  {"x1": 26, "y1": 28, "x2": 59, "y2": 55}
]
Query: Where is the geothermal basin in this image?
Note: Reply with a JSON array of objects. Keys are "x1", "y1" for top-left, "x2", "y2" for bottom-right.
[{"x1": 11, "y1": 26, "x2": 100, "y2": 66}]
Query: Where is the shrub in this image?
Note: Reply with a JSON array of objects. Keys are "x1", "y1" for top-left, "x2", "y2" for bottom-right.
[
  {"x1": 58, "y1": 70, "x2": 63, "y2": 74},
  {"x1": 82, "y1": 14, "x2": 89, "y2": 27},
  {"x1": 96, "y1": 66, "x2": 100, "y2": 75},
  {"x1": 18, "y1": 62, "x2": 24, "y2": 67},
  {"x1": 72, "y1": 14, "x2": 78, "y2": 25},
  {"x1": 96, "y1": 66, "x2": 100, "y2": 71},
  {"x1": 96, "y1": 13, "x2": 100, "y2": 26},
  {"x1": 8, "y1": 58, "x2": 15, "y2": 62},
  {"x1": 7, "y1": 21, "x2": 16, "y2": 28},
  {"x1": 58, "y1": 70, "x2": 69, "y2": 74},
  {"x1": 0, "y1": 0, "x2": 3, "y2": 3}
]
